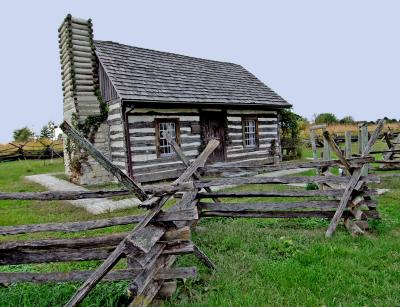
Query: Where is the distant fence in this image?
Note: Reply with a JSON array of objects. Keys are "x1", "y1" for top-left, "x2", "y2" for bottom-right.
[{"x1": 0, "y1": 140, "x2": 64, "y2": 163}]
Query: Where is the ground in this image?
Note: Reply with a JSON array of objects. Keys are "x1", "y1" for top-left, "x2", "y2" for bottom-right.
[{"x1": 0, "y1": 142, "x2": 399, "y2": 306}]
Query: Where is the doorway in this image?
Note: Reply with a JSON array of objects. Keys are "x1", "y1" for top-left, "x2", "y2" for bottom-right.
[{"x1": 200, "y1": 111, "x2": 227, "y2": 163}]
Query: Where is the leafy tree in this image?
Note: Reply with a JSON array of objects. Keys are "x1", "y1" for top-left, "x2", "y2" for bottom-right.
[
  {"x1": 13, "y1": 127, "x2": 34, "y2": 142},
  {"x1": 339, "y1": 116, "x2": 355, "y2": 124},
  {"x1": 278, "y1": 109, "x2": 306, "y2": 159},
  {"x1": 314, "y1": 113, "x2": 338, "y2": 124},
  {"x1": 279, "y1": 109, "x2": 302, "y2": 139},
  {"x1": 40, "y1": 121, "x2": 56, "y2": 139}
]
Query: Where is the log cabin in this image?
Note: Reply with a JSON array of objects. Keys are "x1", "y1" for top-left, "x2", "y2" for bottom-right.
[{"x1": 58, "y1": 15, "x2": 292, "y2": 184}]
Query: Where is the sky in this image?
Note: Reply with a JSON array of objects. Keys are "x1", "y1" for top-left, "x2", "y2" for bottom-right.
[{"x1": 0, "y1": 0, "x2": 399, "y2": 143}]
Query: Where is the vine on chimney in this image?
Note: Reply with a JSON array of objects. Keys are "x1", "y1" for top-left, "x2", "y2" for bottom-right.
[{"x1": 66, "y1": 90, "x2": 108, "y2": 180}]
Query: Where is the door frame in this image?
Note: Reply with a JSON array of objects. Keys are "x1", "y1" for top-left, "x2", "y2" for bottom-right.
[{"x1": 199, "y1": 110, "x2": 227, "y2": 162}]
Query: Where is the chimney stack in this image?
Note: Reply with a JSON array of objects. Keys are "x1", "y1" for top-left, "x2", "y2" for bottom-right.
[{"x1": 58, "y1": 15, "x2": 111, "y2": 184}]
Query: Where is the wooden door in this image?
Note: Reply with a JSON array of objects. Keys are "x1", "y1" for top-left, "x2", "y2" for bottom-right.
[{"x1": 200, "y1": 112, "x2": 226, "y2": 163}]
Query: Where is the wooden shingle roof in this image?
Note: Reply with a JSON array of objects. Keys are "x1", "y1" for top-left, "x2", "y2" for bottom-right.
[{"x1": 94, "y1": 40, "x2": 291, "y2": 107}]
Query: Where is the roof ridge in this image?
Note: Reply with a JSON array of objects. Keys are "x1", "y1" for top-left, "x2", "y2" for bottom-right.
[{"x1": 94, "y1": 40, "x2": 240, "y2": 67}]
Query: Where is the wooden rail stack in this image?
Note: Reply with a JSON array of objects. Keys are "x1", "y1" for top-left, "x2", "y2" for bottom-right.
[{"x1": 0, "y1": 120, "x2": 385, "y2": 305}]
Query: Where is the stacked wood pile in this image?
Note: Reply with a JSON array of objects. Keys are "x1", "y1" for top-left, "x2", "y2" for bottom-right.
[
  {"x1": 0, "y1": 141, "x2": 63, "y2": 163},
  {"x1": 0, "y1": 120, "x2": 385, "y2": 305}
]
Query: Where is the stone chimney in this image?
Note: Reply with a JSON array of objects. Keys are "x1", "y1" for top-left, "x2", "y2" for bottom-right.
[{"x1": 58, "y1": 15, "x2": 112, "y2": 184}]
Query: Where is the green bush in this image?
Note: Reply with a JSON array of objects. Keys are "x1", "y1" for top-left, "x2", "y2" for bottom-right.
[
  {"x1": 339, "y1": 116, "x2": 355, "y2": 124},
  {"x1": 13, "y1": 127, "x2": 34, "y2": 142},
  {"x1": 314, "y1": 113, "x2": 338, "y2": 124}
]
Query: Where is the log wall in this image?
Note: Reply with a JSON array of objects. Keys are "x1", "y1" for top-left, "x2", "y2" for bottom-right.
[
  {"x1": 107, "y1": 98, "x2": 127, "y2": 172},
  {"x1": 225, "y1": 109, "x2": 279, "y2": 165},
  {"x1": 128, "y1": 108, "x2": 201, "y2": 182},
  {"x1": 125, "y1": 107, "x2": 279, "y2": 182}
]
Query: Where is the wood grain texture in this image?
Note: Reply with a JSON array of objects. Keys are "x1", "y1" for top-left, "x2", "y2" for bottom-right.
[
  {"x1": 197, "y1": 189, "x2": 378, "y2": 198},
  {"x1": 195, "y1": 175, "x2": 379, "y2": 188},
  {"x1": 0, "y1": 183, "x2": 193, "y2": 200},
  {"x1": 198, "y1": 200, "x2": 376, "y2": 212},
  {"x1": 0, "y1": 208, "x2": 198, "y2": 235}
]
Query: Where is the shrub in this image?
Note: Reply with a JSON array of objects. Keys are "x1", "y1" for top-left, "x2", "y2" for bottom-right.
[
  {"x1": 295, "y1": 147, "x2": 303, "y2": 159},
  {"x1": 314, "y1": 113, "x2": 338, "y2": 124},
  {"x1": 13, "y1": 127, "x2": 34, "y2": 142},
  {"x1": 339, "y1": 116, "x2": 355, "y2": 124}
]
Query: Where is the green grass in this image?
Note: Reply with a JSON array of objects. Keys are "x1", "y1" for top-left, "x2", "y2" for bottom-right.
[{"x1": 0, "y1": 156, "x2": 400, "y2": 306}]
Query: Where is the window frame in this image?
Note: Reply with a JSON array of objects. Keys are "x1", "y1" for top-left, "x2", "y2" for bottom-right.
[
  {"x1": 242, "y1": 117, "x2": 259, "y2": 148},
  {"x1": 155, "y1": 118, "x2": 181, "y2": 158}
]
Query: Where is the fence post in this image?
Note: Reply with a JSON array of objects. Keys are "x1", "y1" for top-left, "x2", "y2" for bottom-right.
[
  {"x1": 310, "y1": 129, "x2": 318, "y2": 161},
  {"x1": 360, "y1": 124, "x2": 369, "y2": 176},
  {"x1": 358, "y1": 123, "x2": 364, "y2": 154},
  {"x1": 345, "y1": 131, "x2": 352, "y2": 159},
  {"x1": 322, "y1": 128, "x2": 331, "y2": 161}
]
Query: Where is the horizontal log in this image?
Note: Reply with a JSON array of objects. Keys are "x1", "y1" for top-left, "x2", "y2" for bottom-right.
[
  {"x1": 0, "y1": 208, "x2": 198, "y2": 235},
  {"x1": 369, "y1": 149, "x2": 400, "y2": 154},
  {"x1": 0, "y1": 247, "x2": 113, "y2": 265},
  {"x1": 194, "y1": 175, "x2": 380, "y2": 188},
  {"x1": 154, "y1": 267, "x2": 197, "y2": 280},
  {"x1": 203, "y1": 157, "x2": 374, "y2": 174},
  {"x1": 161, "y1": 242, "x2": 194, "y2": 255},
  {"x1": 161, "y1": 226, "x2": 191, "y2": 241},
  {"x1": 197, "y1": 189, "x2": 379, "y2": 198},
  {"x1": 310, "y1": 124, "x2": 327, "y2": 130},
  {"x1": 0, "y1": 269, "x2": 139, "y2": 284},
  {"x1": 201, "y1": 210, "x2": 380, "y2": 219},
  {"x1": 0, "y1": 241, "x2": 193, "y2": 266},
  {"x1": 0, "y1": 186, "x2": 200, "y2": 201},
  {"x1": 0, "y1": 266, "x2": 192, "y2": 285},
  {"x1": 0, "y1": 233, "x2": 125, "y2": 251},
  {"x1": 71, "y1": 16, "x2": 91, "y2": 25},
  {"x1": 374, "y1": 160, "x2": 400, "y2": 164},
  {"x1": 199, "y1": 200, "x2": 376, "y2": 212}
]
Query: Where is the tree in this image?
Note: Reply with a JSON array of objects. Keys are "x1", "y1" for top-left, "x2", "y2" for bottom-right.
[
  {"x1": 314, "y1": 113, "x2": 338, "y2": 124},
  {"x1": 339, "y1": 116, "x2": 355, "y2": 124},
  {"x1": 278, "y1": 109, "x2": 306, "y2": 159},
  {"x1": 279, "y1": 109, "x2": 302, "y2": 139},
  {"x1": 40, "y1": 121, "x2": 56, "y2": 139},
  {"x1": 13, "y1": 127, "x2": 34, "y2": 142}
]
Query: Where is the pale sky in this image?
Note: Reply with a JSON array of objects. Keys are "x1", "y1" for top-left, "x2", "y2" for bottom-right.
[{"x1": 1, "y1": 0, "x2": 399, "y2": 142}]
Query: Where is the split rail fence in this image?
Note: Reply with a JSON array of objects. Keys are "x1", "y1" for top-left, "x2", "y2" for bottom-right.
[
  {"x1": 0, "y1": 119, "x2": 385, "y2": 306},
  {"x1": 309, "y1": 121, "x2": 400, "y2": 172},
  {"x1": 0, "y1": 140, "x2": 63, "y2": 163}
]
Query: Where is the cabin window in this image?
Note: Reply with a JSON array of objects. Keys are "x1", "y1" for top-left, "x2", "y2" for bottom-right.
[
  {"x1": 242, "y1": 118, "x2": 258, "y2": 148},
  {"x1": 156, "y1": 119, "x2": 180, "y2": 157}
]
